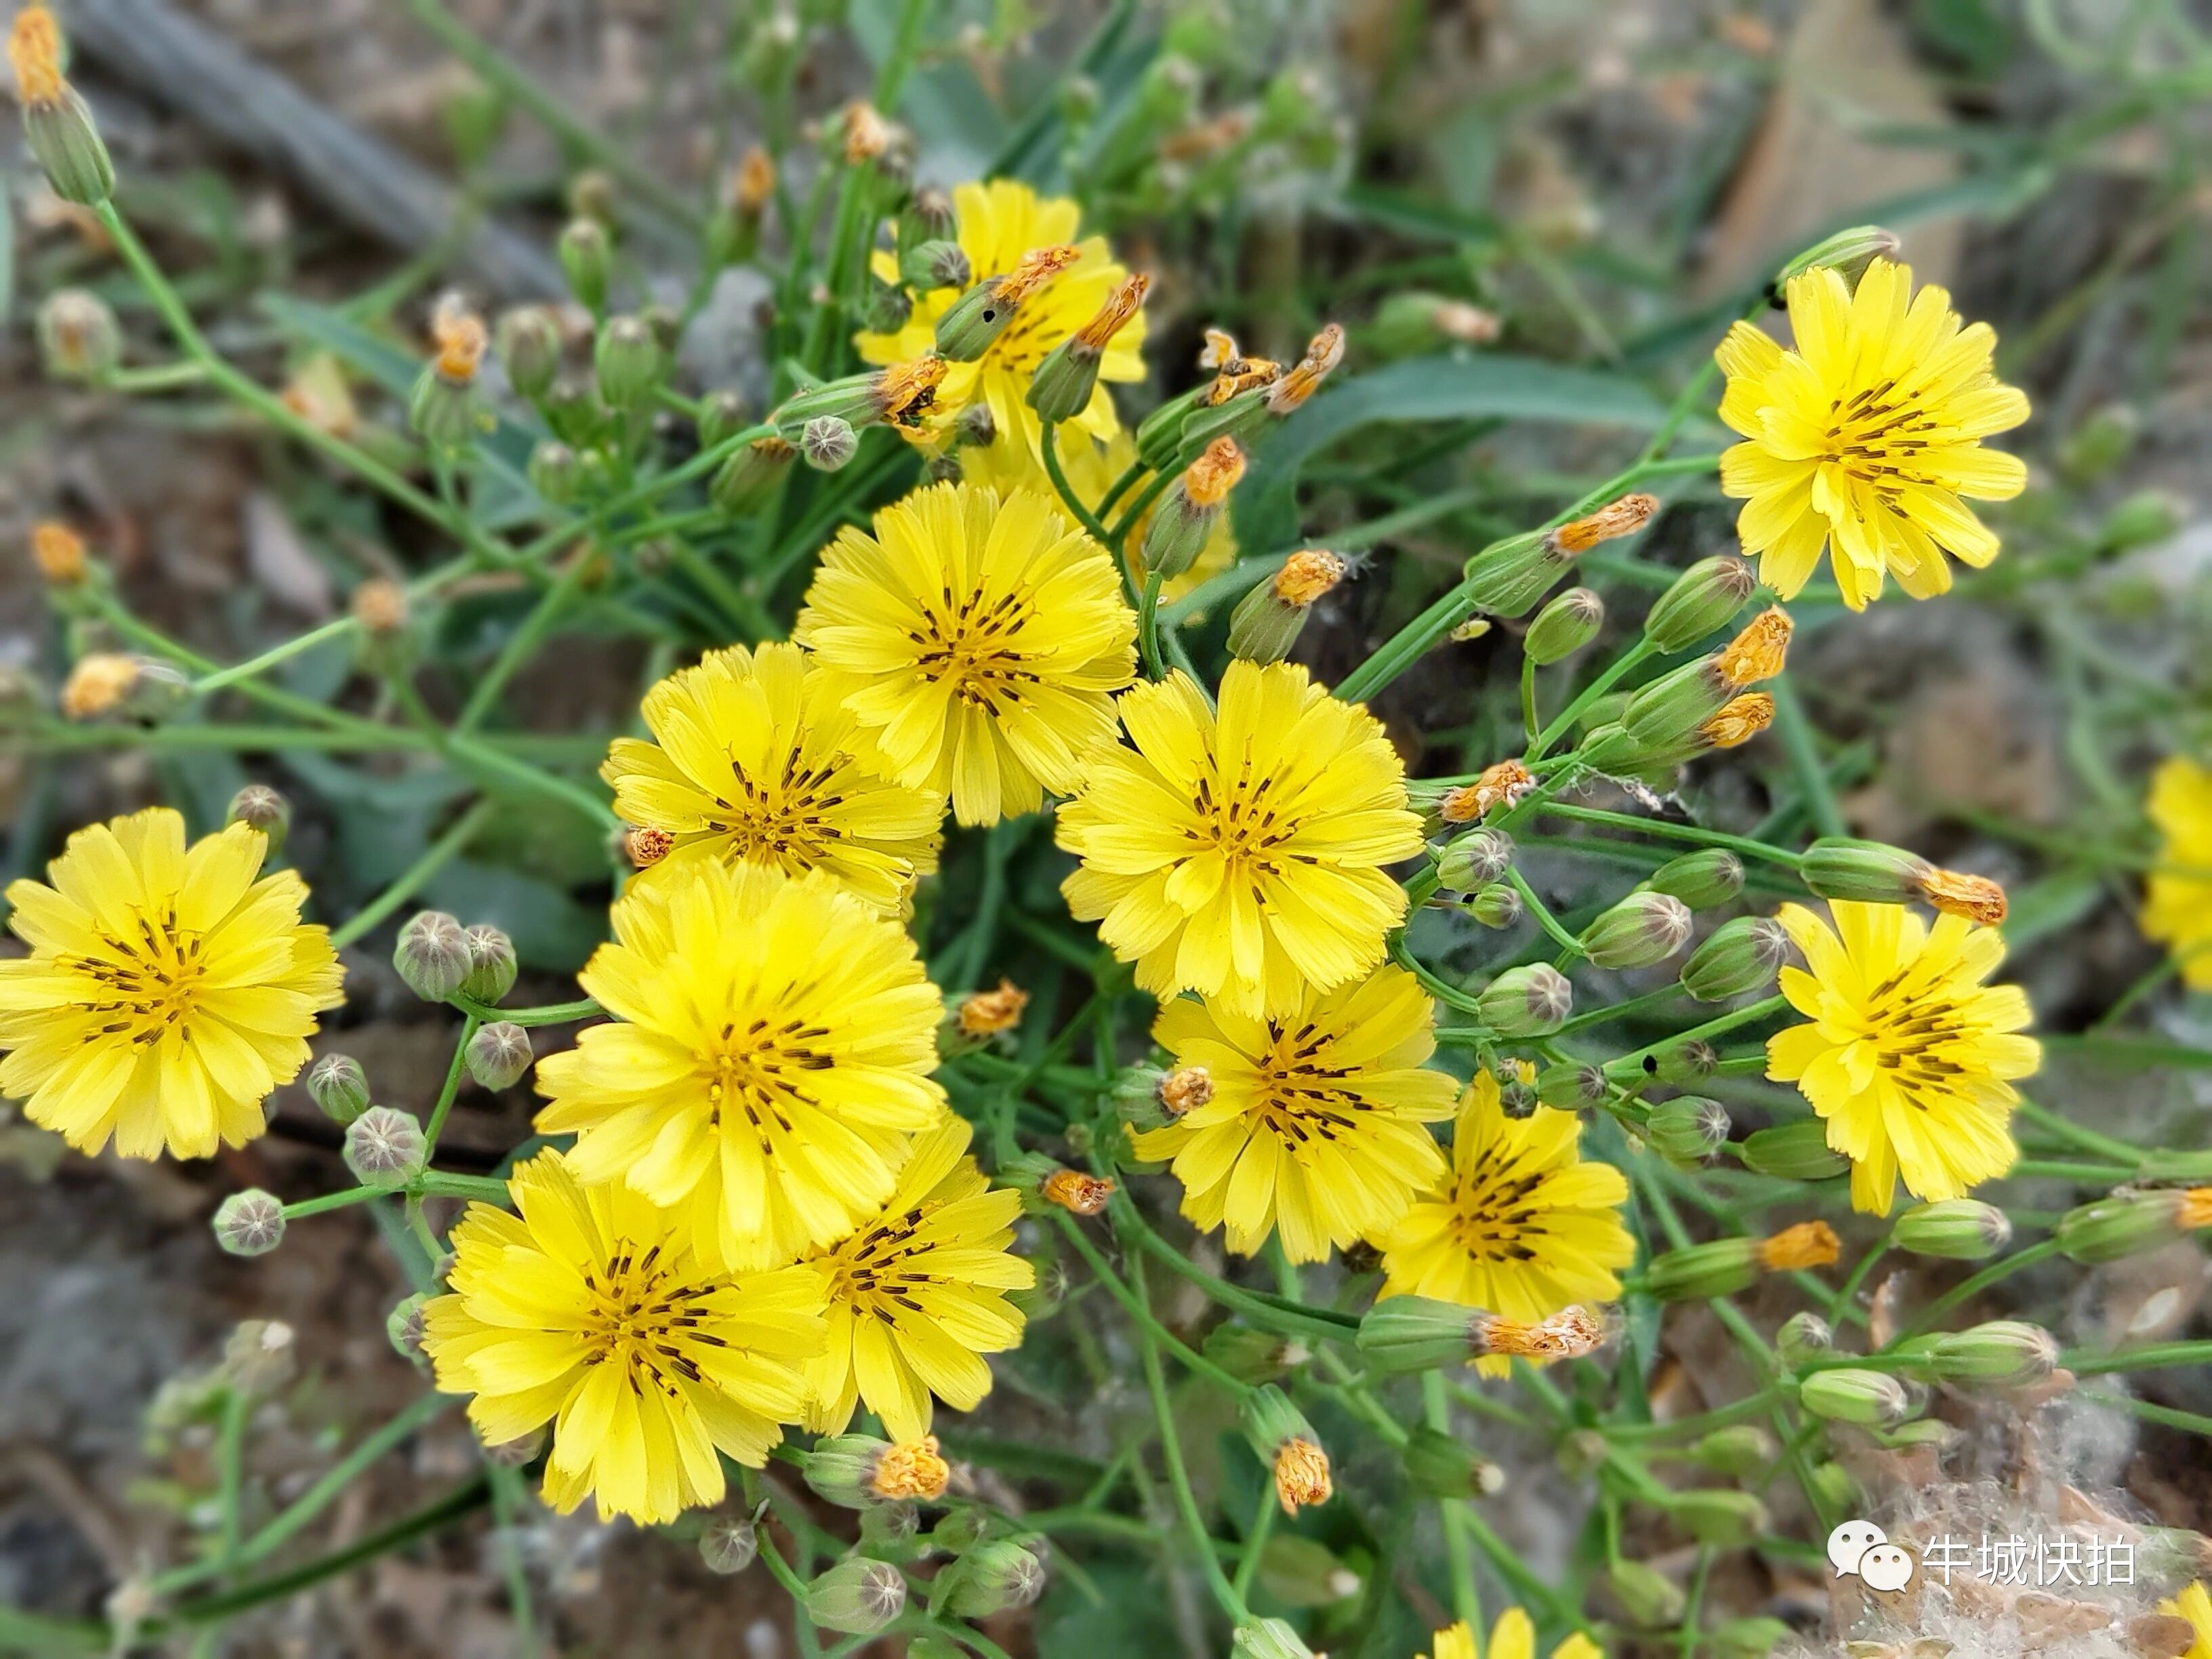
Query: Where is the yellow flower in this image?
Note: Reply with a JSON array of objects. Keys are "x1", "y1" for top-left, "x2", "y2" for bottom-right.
[
  {"x1": 803, "y1": 1113, "x2": 1032, "y2": 1441},
  {"x1": 2143, "y1": 756, "x2": 2212, "y2": 991},
  {"x1": 1130, "y1": 966, "x2": 1456, "y2": 1263},
  {"x1": 857, "y1": 179, "x2": 1146, "y2": 459},
  {"x1": 1378, "y1": 1069, "x2": 1634, "y2": 1374},
  {"x1": 0, "y1": 808, "x2": 343, "y2": 1160},
  {"x1": 602, "y1": 642, "x2": 943, "y2": 916},
  {"x1": 960, "y1": 424, "x2": 1237, "y2": 605},
  {"x1": 1422, "y1": 1613, "x2": 1601, "y2": 1659},
  {"x1": 2160, "y1": 1581, "x2": 2212, "y2": 1659},
  {"x1": 794, "y1": 481, "x2": 1136, "y2": 826},
  {"x1": 1767, "y1": 900, "x2": 2041, "y2": 1216},
  {"x1": 534, "y1": 861, "x2": 947, "y2": 1272},
  {"x1": 1058, "y1": 660, "x2": 1425, "y2": 1017},
  {"x1": 1717, "y1": 258, "x2": 2028, "y2": 609},
  {"x1": 421, "y1": 1149, "x2": 825, "y2": 1525}
]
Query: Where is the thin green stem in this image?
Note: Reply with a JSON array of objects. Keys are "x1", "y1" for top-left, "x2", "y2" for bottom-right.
[
  {"x1": 1130, "y1": 1256, "x2": 1250, "y2": 1624},
  {"x1": 1769, "y1": 676, "x2": 1846, "y2": 839},
  {"x1": 422, "y1": 1015, "x2": 481, "y2": 1156},
  {"x1": 329, "y1": 801, "x2": 495, "y2": 949},
  {"x1": 1229, "y1": 1484, "x2": 1276, "y2": 1607},
  {"x1": 1137, "y1": 569, "x2": 1166, "y2": 679},
  {"x1": 1423, "y1": 1371, "x2": 1481, "y2": 1632}
]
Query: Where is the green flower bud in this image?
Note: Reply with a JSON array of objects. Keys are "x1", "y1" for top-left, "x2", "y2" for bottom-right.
[
  {"x1": 805, "y1": 1434, "x2": 898, "y2": 1509},
  {"x1": 1609, "y1": 1559, "x2": 1685, "y2": 1627},
  {"x1": 712, "y1": 436, "x2": 796, "y2": 516},
  {"x1": 226, "y1": 783, "x2": 291, "y2": 855},
  {"x1": 1140, "y1": 438, "x2": 1243, "y2": 580},
  {"x1": 1133, "y1": 386, "x2": 1210, "y2": 470},
  {"x1": 1775, "y1": 225, "x2": 1901, "y2": 289},
  {"x1": 1475, "y1": 964, "x2": 1572, "y2": 1038},
  {"x1": 1645, "y1": 1097, "x2": 1729, "y2": 1166},
  {"x1": 800, "y1": 415, "x2": 858, "y2": 471},
  {"x1": 1356, "y1": 1296, "x2": 1475, "y2": 1373},
  {"x1": 1689, "y1": 1425, "x2": 1775, "y2": 1477},
  {"x1": 394, "y1": 911, "x2": 471, "y2": 1002},
  {"x1": 1525, "y1": 587, "x2": 1604, "y2": 664},
  {"x1": 1644, "y1": 1237, "x2": 1760, "y2": 1302},
  {"x1": 1581, "y1": 892, "x2": 1693, "y2": 969},
  {"x1": 440, "y1": 70, "x2": 506, "y2": 169},
  {"x1": 1436, "y1": 829, "x2": 1514, "y2": 890},
  {"x1": 557, "y1": 218, "x2": 611, "y2": 312},
  {"x1": 903, "y1": 1640, "x2": 964, "y2": 1659},
  {"x1": 307, "y1": 1053, "x2": 371, "y2": 1124},
  {"x1": 1807, "y1": 1459, "x2": 1860, "y2": 1513},
  {"x1": 1537, "y1": 1063, "x2": 1607, "y2": 1110},
  {"x1": 593, "y1": 315, "x2": 660, "y2": 410},
  {"x1": 1463, "y1": 882, "x2": 1524, "y2": 930},
  {"x1": 459, "y1": 923, "x2": 518, "y2": 1004},
  {"x1": 927, "y1": 1503, "x2": 989, "y2": 1554},
  {"x1": 1650, "y1": 1040, "x2": 1717, "y2": 1086},
  {"x1": 697, "y1": 389, "x2": 751, "y2": 451},
  {"x1": 863, "y1": 275, "x2": 912, "y2": 334},
  {"x1": 2055, "y1": 1188, "x2": 2192, "y2": 1263},
  {"x1": 1234, "y1": 1618, "x2": 1319, "y2": 1659},
  {"x1": 1881, "y1": 1418, "x2": 1959, "y2": 1452},
  {"x1": 540, "y1": 375, "x2": 602, "y2": 447},
  {"x1": 1665, "y1": 1488, "x2": 1767, "y2": 1549},
  {"x1": 900, "y1": 238, "x2": 972, "y2": 292},
  {"x1": 224, "y1": 1318, "x2": 298, "y2": 1396},
  {"x1": 213, "y1": 1189, "x2": 286, "y2": 1257},
  {"x1": 1366, "y1": 291, "x2": 1500, "y2": 359},
  {"x1": 1226, "y1": 550, "x2": 1343, "y2": 665},
  {"x1": 1460, "y1": 532, "x2": 1574, "y2": 621},
  {"x1": 943, "y1": 1539, "x2": 1046, "y2": 1618},
  {"x1": 935, "y1": 277, "x2": 1021, "y2": 361},
  {"x1": 1799, "y1": 837, "x2": 1931, "y2": 905},
  {"x1": 2057, "y1": 402, "x2": 2137, "y2": 486},
  {"x1": 1240, "y1": 1384, "x2": 1317, "y2": 1462},
  {"x1": 1710, "y1": 1617, "x2": 1793, "y2": 1659},
  {"x1": 567, "y1": 168, "x2": 617, "y2": 225},
  {"x1": 1679, "y1": 915, "x2": 1790, "y2": 1002},
  {"x1": 2099, "y1": 489, "x2": 2182, "y2": 554},
  {"x1": 527, "y1": 441, "x2": 583, "y2": 505},
  {"x1": 495, "y1": 306, "x2": 562, "y2": 403},
  {"x1": 859, "y1": 1499, "x2": 921, "y2": 1554},
  {"x1": 1204, "y1": 1324, "x2": 1304, "y2": 1385},
  {"x1": 1253, "y1": 1534, "x2": 1362, "y2": 1609},
  {"x1": 1027, "y1": 335, "x2": 1105, "y2": 427},
  {"x1": 24, "y1": 83, "x2": 114, "y2": 207},
  {"x1": 466, "y1": 1021, "x2": 533, "y2": 1091},
  {"x1": 1929, "y1": 1320, "x2": 2057, "y2": 1390},
  {"x1": 1739, "y1": 1120, "x2": 1848, "y2": 1182},
  {"x1": 897, "y1": 186, "x2": 958, "y2": 249},
  {"x1": 1643, "y1": 558, "x2": 1757, "y2": 653},
  {"x1": 1775, "y1": 1311, "x2": 1832, "y2": 1368},
  {"x1": 699, "y1": 1515, "x2": 757, "y2": 1574},
  {"x1": 1893, "y1": 1199, "x2": 2011, "y2": 1261},
  {"x1": 386, "y1": 1293, "x2": 428, "y2": 1365},
  {"x1": 1621, "y1": 659, "x2": 1733, "y2": 750},
  {"x1": 37, "y1": 289, "x2": 121, "y2": 381},
  {"x1": 1797, "y1": 1367, "x2": 1910, "y2": 1426},
  {"x1": 1403, "y1": 1425, "x2": 1505, "y2": 1499},
  {"x1": 1647, "y1": 850, "x2": 1744, "y2": 910},
  {"x1": 801, "y1": 1557, "x2": 907, "y2": 1635},
  {"x1": 408, "y1": 367, "x2": 487, "y2": 454},
  {"x1": 344, "y1": 1106, "x2": 426, "y2": 1188}
]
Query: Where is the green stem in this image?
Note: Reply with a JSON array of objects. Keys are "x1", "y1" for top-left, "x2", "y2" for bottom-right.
[
  {"x1": 328, "y1": 800, "x2": 495, "y2": 949},
  {"x1": 1423, "y1": 1371, "x2": 1481, "y2": 1632},
  {"x1": 1531, "y1": 638, "x2": 1657, "y2": 758},
  {"x1": 457, "y1": 550, "x2": 602, "y2": 733},
  {"x1": 1229, "y1": 1484, "x2": 1276, "y2": 1607},
  {"x1": 2013, "y1": 1093, "x2": 2154, "y2": 1168},
  {"x1": 1769, "y1": 676, "x2": 1847, "y2": 839},
  {"x1": 213, "y1": 1388, "x2": 251, "y2": 1576},
  {"x1": 1530, "y1": 800, "x2": 1805, "y2": 869},
  {"x1": 1136, "y1": 569, "x2": 1166, "y2": 680},
  {"x1": 1112, "y1": 1201, "x2": 1360, "y2": 1348},
  {"x1": 451, "y1": 994, "x2": 601, "y2": 1027},
  {"x1": 1056, "y1": 1214, "x2": 1253, "y2": 1397},
  {"x1": 422, "y1": 1015, "x2": 481, "y2": 1157},
  {"x1": 1899, "y1": 1237, "x2": 2062, "y2": 1339},
  {"x1": 280, "y1": 1187, "x2": 384, "y2": 1222},
  {"x1": 1130, "y1": 1256, "x2": 1250, "y2": 1624}
]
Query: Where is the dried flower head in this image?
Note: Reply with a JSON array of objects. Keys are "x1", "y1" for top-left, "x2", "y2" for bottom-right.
[
  {"x1": 1200, "y1": 327, "x2": 1285, "y2": 404},
  {"x1": 1265, "y1": 323, "x2": 1345, "y2": 413},
  {"x1": 1715, "y1": 606, "x2": 1792, "y2": 687},
  {"x1": 1919, "y1": 867, "x2": 2009, "y2": 926},
  {"x1": 841, "y1": 100, "x2": 890, "y2": 163},
  {"x1": 1274, "y1": 549, "x2": 1346, "y2": 608},
  {"x1": 1041, "y1": 1168, "x2": 1115, "y2": 1216},
  {"x1": 996, "y1": 244, "x2": 1082, "y2": 306},
  {"x1": 1757, "y1": 1219, "x2": 1841, "y2": 1271},
  {"x1": 876, "y1": 352, "x2": 947, "y2": 426},
  {"x1": 623, "y1": 825, "x2": 673, "y2": 868},
  {"x1": 60, "y1": 652, "x2": 139, "y2": 718},
  {"x1": 7, "y1": 5, "x2": 64, "y2": 106},
  {"x1": 1439, "y1": 758, "x2": 1536, "y2": 823},
  {"x1": 1433, "y1": 300, "x2": 1501, "y2": 345},
  {"x1": 430, "y1": 298, "x2": 488, "y2": 384},
  {"x1": 1159, "y1": 1065, "x2": 1213, "y2": 1116},
  {"x1": 1273, "y1": 1439, "x2": 1333, "y2": 1515},
  {"x1": 1074, "y1": 273, "x2": 1150, "y2": 351},
  {"x1": 1547, "y1": 493, "x2": 1658, "y2": 555},
  {"x1": 1473, "y1": 1305, "x2": 1607, "y2": 1362},
  {"x1": 352, "y1": 577, "x2": 408, "y2": 636},
  {"x1": 957, "y1": 979, "x2": 1029, "y2": 1037},
  {"x1": 870, "y1": 1435, "x2": 951, "y2": 1501},
  {"x1": 31, "y1": 520, "x2": 85, "y2": 583},
  {"x1": 733, "y1": 145, "x2": 775, "y2": 213},
  {"x1": 1182, "y1": 436, "x2": 1247, "y2": 509},
  {"x1": 1698, "y1": 692, "x2": 1775, "y2": 749}
]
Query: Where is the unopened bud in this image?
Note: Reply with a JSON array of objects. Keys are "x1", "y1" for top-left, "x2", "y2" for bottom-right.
[
  {"x1": 712, "y1": 435, "x2": 796, "y2": 515},
  {"x1": 1580, "y1": 892, "x2": 1692, "y2": 968},
  {"x1": 1204, "y1": 1324, "x2": 1304, "y2": 1385},
  {"x1": 466, "y1": 1022, "x2": 533, "y2": 1090},
  {"x1": 213, "y1": 1189, "x2": 286, "y2": 1256},
  {"x1": 1463, "y1": 882, "x2": 1523, "y2": 929},
  {"x1": 307, "y1": 1053, "x2": 369, "y2": 1124},
  {"x1": 1235, "y1": 1619, "x2": 1319, "y2": 1659},
  {"x1": 1536, "y1": 1063, "x2": 1607, "y2": 1110},
  {"x1": 344, "y1": 1106, "x2": 426, "y2": 1187},
  {"x1": 1710, "y1": 1617, "x2": 1793, "y2": 1659},
  {"x1": 1776, "y1": 224, "x2": 1900, "y2": 289},
  {"x1": 2055, "y1": 1188, "x2": 2195, "y2": 1263},
  {"x1": 223, "y1": 1319, "x2": 298, "y2": 1396},
  {"x1": 1893, "y1": 1199, "x2": 2012, "y2": 1261},
  {"x1": 1799, "y1": 838, "x2": 1929, "y2": 905},
  {"x1": 1645, "y1": 1097, "x2": 1729, "y2": 1166},
  {"x1": 1403, "y1": 1425, "x2": 1506, "y2": 1498},
  {"x1": 1930, "y1": 1320, "x2": 2057, "y2": 1391},
  {"x1": 496, "y1": 306, "x2": 562, "y2": 402},
  {"x1": 1475, "y1": 964, "x2": 1571, "y2": 1037},
  {"x1": 394, "y1": 911, "x2": 470, "y2": 1002},
  {"x1": 1227, "y1": 550, "x2": 1343, "y2": 663},
  {"x1": 460, "y1": 923, "x2": 518, "y2": 1004},
  {"x1": 697, "y1": 389, "x2": 752, "y2": 451},
  {"x1": 1689, "y1": 1425, "x2": 1775, "y2": 1477},
  {"x1": 1650, "y1": 1039, "x2": 1717, "y2": 1086},
  {"x1": 593, "y1": 315, "x2": 659, "y2": 409},
  {"x1": 1610, "y1": 1558, "x2": 1687, "y2": 1626},
  {"x1": 1797, "y1": 1368, "x2": 1910, "y2": 1426},
  {"x1": 219, "y1": 785, "x2": 289, "y2": 858},
  {"x1": 800, "y1": 415, "x2": 857, "y2": 471},
  {"x1": 386, "y1": 1294, "x2": 427, "y2": 1365},
  {"x1": 901, "y1": 238, "x2": 972, "y2": 292},
  {"x1": 1435, "y1": 828, "x2": 1514, "y2": 888},
  {"x1": 699, "y1": 1515, "x2": 758, "y2": 1574},
  {"x1": 1738, "y1": 1120, "x2": 1848, "y2": 1181},
  {"x1": 1776, "y1": 1311, "x2": 1832, "y2": 1367},
  {"x1": 1679, "y1": 915, "x2": 1790, "y2": 1001},
  {"x1": 1525, "y1": 587, "x2": 1605, "y2": 664},
  {"x1": 801, "y1": 1557, "x2": 907, "y2": 1635},
  {"x1": 1357, "y1": 1296, "x2": 1479, "y2": 1372},
  {"x1": 1647, "y1": 850, "x2": 1744, "y2": 910},
  {"x1": 1643, "y1": 1237, "x2": 1761, "y2": 1301},
  {"x1": 1460, "y1": 532, "x2": 1574, "y2": 620},
  {"x1": 528, "y1": 440, "x2": 582, "y2": 505},
  {"x1": 1666, "y1": 1488, "x2": 1768, "y2": 1549},
  {"x1": 945, "y1": 1540, "x2": 1047, "y2": 1617},
  {"x1": 557, "y1": 218, "x2": 611, "y2": 311},
  {"x1": 37, "y1": 289, "x2": 119, "y2": 381},
  {"x1": 12, "y1": 7, "x2": 112, "y2": 206}
]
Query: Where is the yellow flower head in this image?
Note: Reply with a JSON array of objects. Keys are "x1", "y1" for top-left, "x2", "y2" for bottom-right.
[
  {"x1": 2143, "y1": 756, "x2": 2212, "y2": 991},
  {"x1": 802, "y1": 1113, "x2": 1032, "y2": 1442},
  {"x1": 1378, "y1": 1069, "x2": 1634, "y2": 1374},
  {"x1": 1717, "y1": 257, "x2": 2029, "y2": 610},
  {"x1": 1058, "y1": 660, "x2": 1426, "y2": 1016},
  {"x1": 856, "y1": 179, "x2": 1147, "y2": 458},
  {"x1": 961, "y1": 425, "x2": 1236, "y2": 605},
  {"x1": 1422, "y1": 1614, "x2": 1603, "y2": 1659},
  {"x1": 0, "y1": 808, "x2": 344, "y2": 1160},
  {"x1": 1131, "y1": 965, "x2": 1457, "y2": 1263},
  {"x1": 421, "y1": 1149, "x2": 826, "y2": 1525},
  {"x1": 601, "y1": 642, "x2": 943, "y2": 916},
  {"x1": 794, "y1": 481, "x2": 1136, "y2": 827},
  {"x1": 534, "y1": 861, "x2": 947, "y2": 1272},
  {"x1": 1767, "y1": 899, "x2": 2041, "y2": 1215},
  {"x1": 2160, "y1": 1580, "x2": 2212, "y2": 1659}
]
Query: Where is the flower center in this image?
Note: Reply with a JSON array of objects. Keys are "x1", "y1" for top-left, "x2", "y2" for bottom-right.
[
  {"x1": 701, "y1": 745, "x2": 851, "y2": 863},
  {"x1": 65, "y1": 905, "x2": 210, "y2": 1046},
  {"x1": 701, "y1": 1020, "x2": 836, "y2": 1145},
  {"x1": 1247, "y1": 1020, "x2": 1364, "y2": 1149},
  {"x1": 1189, "y1": 766, "x2": 1299, "y2": 872},
  {"x1": 1856, "y1": 972, "x2": 1975, "y2": 1094},
  {"x1": 823, "y1": 1200, "x2": 939, "y2": 1313},
  {"x1": 1820, "y1": 379, "x2": 1943, "y2": 487},
  {"x1": 577, "y1": 1240, "x2": 715, "y2": 1388},
  {"x1": 912, "y1": 590, "x2": 1042, "y2": 708},
  {"x1": 1447, "y1": 1168, "x2": 1545, "y2": 1263}
]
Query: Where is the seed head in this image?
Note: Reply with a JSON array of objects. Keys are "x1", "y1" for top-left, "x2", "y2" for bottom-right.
[
  {"x1": 60, "y1": 653, "x2": 140, "y2": 719},
  {"x1": 1918, "y1": 866, "x2": 2008, "y2": 926},
  {"x1": 1042, "y1": 1168, "x2": 1115, "y2": 1215},
  {"x1": 1547, "y1": 493, "x2": 1657, "y2": 555},
  {"x1": 956, "y1": 978, "x2": 1029, "y2": 1037},
  {"x1": 800, "y1": 415, "x2": 857, "y2": 470},
  {"x1": 30, "y1": 520, "x2": 85, "y2": 584},
  {"x1": 213, "y1": 1189, "x2": 286, "y2": 1256},
  {"x1": 1756, "y1": 1220, "x2": 1840, "y2": 1271},
  {"x1": 1274, "y1": 549, "x2": 1346, "y2": 608},
  {"x1": 226, "y1": 783, "x2": 291, "y2": 851}
]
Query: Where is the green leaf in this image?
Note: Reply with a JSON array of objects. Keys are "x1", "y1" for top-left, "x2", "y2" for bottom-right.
[{"x1": 1234, "y1": 355, "x2": 1666, "y2": 552}]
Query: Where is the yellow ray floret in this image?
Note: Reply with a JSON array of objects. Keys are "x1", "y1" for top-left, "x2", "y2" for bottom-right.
[
  {"x1": 1058, "y1": 659, "x2": 1425, "y2": 1017},
  {"x1": 1422, "y1": 1614, "x2": 1604, "y2": 1659},
  {"x1": 1378, "y1": 1068, "x2": 1633, "y2": 1374},
  {"x1": 602, "y1": 641, "x2": 943, "y2": 916},
  {"x1": 533, "y1": 861, "x2": 947, "y2": 1272},
  {"x1": 803, "y1": 1112, "x2": 1033, "y2": 1441},
  {"x1": 856, "y1": 179, "x2": 1147, "y2": 457},
  {"x1": 422, "y1": 1149, "x2": 826, "y2": 1525},
  {"x1": 1766, "y1": 899, "x2": 2041, "y2": 1215},
  {"x1": 2142, "y1": 756, "x2": 2212, "y2": 992},
  {"x1": 794, "y1": 480, "x2": 1136, "y2": 827},
  {"x1": 0, "y1": 807, "x2": 343, "y2": 1160},
  {"x1": 1716, "y1": 258, "x2": 2028, "y2": 610},
  {"x1": 1131, "y1": 965, "x2": 1457, "y2": 1263}
]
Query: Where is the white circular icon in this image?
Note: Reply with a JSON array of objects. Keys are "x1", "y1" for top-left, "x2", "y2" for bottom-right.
[
  {"x1": 1827, "y1": 1519, "x2": 1887, "y2": 1577},
  {"x1": 1860, "y1": 1544, "x2": 1916, "y2": 1593}
]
